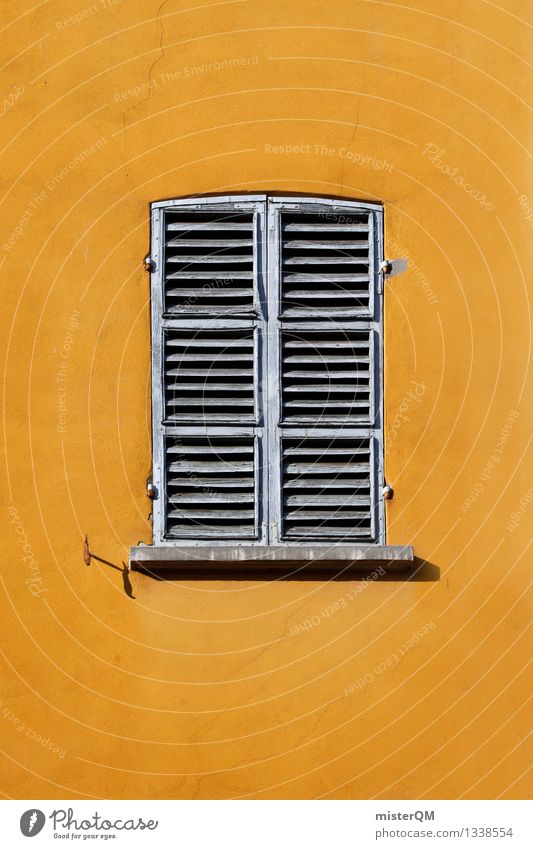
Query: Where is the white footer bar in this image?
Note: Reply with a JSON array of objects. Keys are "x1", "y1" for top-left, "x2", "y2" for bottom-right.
[{"x1": 1, "y1": 799, "x2": 531, "y2": 848}]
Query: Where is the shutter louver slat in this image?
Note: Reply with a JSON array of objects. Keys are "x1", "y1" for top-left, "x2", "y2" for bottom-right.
[
  {"x1": 284, "y1": 240, "x2": 369, "y2": 249},
  {"x1": 166, "y1": 306, "x2": 254, "y2": 315},
  {"x1": 168, "y1": 461, "x2": 254, "y2": 471},
  {"x1": 284, "y1": 480, "x2": 370, "y2": 489},
  {"x1": 167, "y1": 238, "x2": 253, "y2": 247},
  {"x1": 284, "y1": 255, "x2": 368, "y2": 264},
  {"x1": 167, "y1": 273, "x2": 253, "y2": 280},
  {"x1": 285, "y1": 384, "x2": 370, "y2": 392},
  {"x1": 170, "y1": 494, "x2": 253, "y2": 503},
  {"x1": 167, "y1": 444, "x2": 254, "y2": 453},
  {"x1": 284, "y1": 463, "x2": 369, "y2": 473},
  {"x1": 167, "y1": 221, "x2": 253, "y2": 230},
  {"x1": 166, "y1": 369, "x2": 253, "y2": 376},
  {"x1": 167, "y1": 255, "x2": 253, "y2": 264},
  {"x1": 283, "y1": 276, "x2": 369, "y2": 283},
  {"x1": 284, "y1": 222, "x2": 368, "y2": 232},
  {"x1": 169, "y1": 511, "x2": 255, "y2": 519},
  {"x1": 284, "y1": 289, "x2": 369, "y2": 298},
  {"x1": 167, "y1": 338, "x2": 254, "y2": 348}
]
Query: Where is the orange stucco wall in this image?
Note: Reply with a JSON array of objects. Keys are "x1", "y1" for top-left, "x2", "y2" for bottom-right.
[{"x1": 1, "y1": 0, "x2": 531, "y2": 800}]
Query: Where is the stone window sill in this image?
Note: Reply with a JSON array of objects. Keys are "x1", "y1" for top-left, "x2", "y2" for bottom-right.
[{"x1": 129, "y1": 544, "x2": 414, "y2": 572}]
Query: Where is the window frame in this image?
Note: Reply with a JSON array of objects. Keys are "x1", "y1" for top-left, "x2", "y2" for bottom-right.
[{"x1": 149, "y1": 194, "x2": 385, "y2": 549}]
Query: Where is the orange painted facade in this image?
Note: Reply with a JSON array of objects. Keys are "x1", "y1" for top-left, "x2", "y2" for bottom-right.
[{"x1": 1, "y1": 0, "x2": 531, "y2": 799}]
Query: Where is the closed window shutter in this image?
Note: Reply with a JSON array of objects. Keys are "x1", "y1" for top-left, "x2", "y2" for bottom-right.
[
  {"x1": 151, "y1": 196, "x2": 384, "y2": 547},
  {"x1": 268, "y1": 199, "x2": 383, "y2": 544},
  {"x1": 151, "y1": 199, "x2": 267, "y2": 544}
]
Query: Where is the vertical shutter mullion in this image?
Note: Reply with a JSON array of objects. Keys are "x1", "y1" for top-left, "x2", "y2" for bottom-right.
[
  {"x1": 255, "y1": 206, "x2": 269, "y2": 543},
  {"x1": 266, "y1": 201, "x2": 282, "y2": 543},
  {"x1": 151, "y1": 206, "x2": 165, "y2": 545},
  {"x1": 373, "y1": 207, "x2": 385, "y2": 543}
]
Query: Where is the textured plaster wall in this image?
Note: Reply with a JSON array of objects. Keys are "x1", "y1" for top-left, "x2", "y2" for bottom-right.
[{"x1": 0, "y1": 0, "x2": 531, "y2": 799}]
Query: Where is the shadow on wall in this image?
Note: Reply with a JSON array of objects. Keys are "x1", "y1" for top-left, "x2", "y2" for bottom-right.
[
  {"x1": 132, "y1": 557, "x2": 439, "y2": 583},
  {"x1": 88, "y1": 553, "x2": 136, "y2": 598}
]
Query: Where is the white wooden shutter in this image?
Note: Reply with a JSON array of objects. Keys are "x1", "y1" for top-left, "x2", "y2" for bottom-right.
[
  {"x1": 150, "y1": 197, "x2": 268, "y2": 545},
  {"x1": 267, "y1": 197, "x2": 384, "y2": 545},
  {"x1": 150, "y1": 196, "x2": 384, "y2": 547}
]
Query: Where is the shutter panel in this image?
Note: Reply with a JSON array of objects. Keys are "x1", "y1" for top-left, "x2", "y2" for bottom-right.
[
  {"x1": 163, "y1": 209, "x2": 255, "y2": 315},
  {"x1": 150, "y1": 198, "x2": 267, "y2": 546},
  {"x1": 270, "y1": 200, "x2": 383, "y2": 545},
  {"x1": 280, "y1": 211, "x2": 371, "y2": 317},
  {"x1": 281, "y1": 327, "x2": 372, "y2": 423},
  {"x1": 164, "y1": 327, "x2": 256, "y2": 423},
  {"x1": 165, "y1": 435, "x2": 257, "y2": 539},
  {"x1": 281, "y1": 437, "x2": 373, "y2": 539}
]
